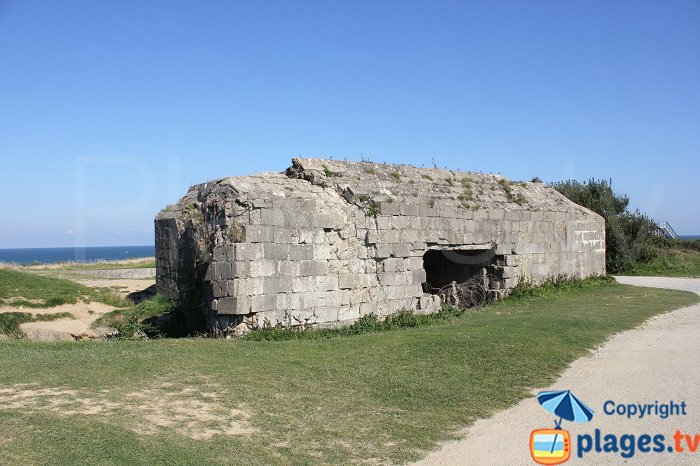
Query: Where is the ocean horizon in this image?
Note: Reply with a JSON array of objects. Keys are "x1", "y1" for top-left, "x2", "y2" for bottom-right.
[{"x1": 0, "y1": 245, "x2": 155, "y2": 265}]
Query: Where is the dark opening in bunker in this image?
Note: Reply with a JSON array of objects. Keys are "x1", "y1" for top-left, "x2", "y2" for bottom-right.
[{"x1": 422, "y1": 248, "x2": 497, "y2": 307}]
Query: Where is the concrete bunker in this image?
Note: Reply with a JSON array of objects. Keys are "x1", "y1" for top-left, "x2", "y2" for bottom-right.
[{"x1": 155, "y1": 158, "x2": 606, "y2": 335}]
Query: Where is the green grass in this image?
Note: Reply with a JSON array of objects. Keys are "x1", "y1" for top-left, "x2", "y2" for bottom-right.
[
  {"x1": 0, "y1": 268, "x2": 131, "y2": 309},
  {"x1": 621, "y1": 238, "x2": 700, "y2": 277},
  {"x1": 0, "y1": 281, "x2": 696, "y2": 464},
  {"x1": 625, "y1": 252, "x2": 700, "y2": 277}
]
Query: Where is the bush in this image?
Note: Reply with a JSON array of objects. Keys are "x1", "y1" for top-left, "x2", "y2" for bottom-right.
[
  {"x1": 0, "y1": 312, "x2": 33, "y2": 335},
  {"x1": 111, "y1": 310, "x2": 159, "y2": 340}
]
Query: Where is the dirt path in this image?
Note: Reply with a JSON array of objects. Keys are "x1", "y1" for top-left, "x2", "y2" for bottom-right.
[{"x1": 416, "y1": 277, "x2": 700, "y2": 466}]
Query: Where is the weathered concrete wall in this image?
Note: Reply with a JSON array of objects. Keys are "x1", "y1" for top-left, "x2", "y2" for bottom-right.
[{"x1": 155, "y1": 158, "x2": 605, "y2": 333}]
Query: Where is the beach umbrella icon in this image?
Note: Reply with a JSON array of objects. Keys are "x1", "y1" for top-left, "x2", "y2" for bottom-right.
[{"x1": 537, "y1": 390, "x2": 594, "y2": 428}]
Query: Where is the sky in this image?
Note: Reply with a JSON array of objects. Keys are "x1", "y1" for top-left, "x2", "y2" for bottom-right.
[{"x1": 0, "y1": 0, "x2": 698, "y2": 248}]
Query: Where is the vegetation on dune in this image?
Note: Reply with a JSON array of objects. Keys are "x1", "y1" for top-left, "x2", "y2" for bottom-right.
[
  {"x1": 0, "y1": 268, "x2": 131, "y2": 309},
  {"x1": 0, "y1": 282, "x2": 696, "y2": 464},
  {"x1": 629, "y1": 237, "x2": 700, "y2": 277}
]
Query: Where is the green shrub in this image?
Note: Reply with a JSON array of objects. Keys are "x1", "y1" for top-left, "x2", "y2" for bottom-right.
[
  {"x1": 366, "y1": 201, "x2": 380, "y2": 218},
  {"x1": 0, "y1": 312, "x2": 33, "y2": 335},
  {"x1": 322, "y1": 165, "x2": 337, "y2": 177}
]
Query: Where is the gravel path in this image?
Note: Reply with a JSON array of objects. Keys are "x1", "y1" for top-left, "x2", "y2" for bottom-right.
[{"x1": 416, "y1": 277, "x2": 700, "y2": 465}]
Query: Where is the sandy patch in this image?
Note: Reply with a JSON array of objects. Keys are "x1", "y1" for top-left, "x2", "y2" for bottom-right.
[
  {"x1": 0, "y1": 383, "x2": 256, "y2": 440},
  {"x1": 74, "y1": 278, "x2": 155, "y2": 293},
  {"x1": 0, "y1": 302, "x2": 117, "y2": 341}
]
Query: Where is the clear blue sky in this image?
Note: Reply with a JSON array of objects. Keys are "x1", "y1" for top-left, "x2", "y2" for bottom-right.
[{"x1": 1, "y1": 0, "x2": 698, "y2": 248}]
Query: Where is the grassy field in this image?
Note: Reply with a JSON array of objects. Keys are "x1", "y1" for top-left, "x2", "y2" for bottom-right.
[
  {"x1": 621, "y1": 237, "x2": 700, "y2": 277},
  {"x1": 0, "y1": 281, "x2": 697, "y2": 465},
  {"x1": 625, "y1": 248, "x2": 700, "y2": 277},
  {"x1": 0, "y1": 268, "x2": 131, "y2": 309}
]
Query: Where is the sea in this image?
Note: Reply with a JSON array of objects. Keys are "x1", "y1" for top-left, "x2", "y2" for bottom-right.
[{"x1": 0, "y1": 245, "x2": 155, "y2": 265}]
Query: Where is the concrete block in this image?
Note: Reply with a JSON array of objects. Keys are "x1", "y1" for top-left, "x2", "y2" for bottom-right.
[
  {"x1": 380, "y1": 203, "x2": 401, "y2": 216},
  {"x1": 400, "y1": 204, "x2": 420, "y2": 216},
  {"x1": 299, "y1": 260, "x2": 329, "y2": 277},
  {"x1": 218, "y1": 262, "x2": 234, "y2": 280},
  {"x1": 315, "y1": 275, "x2": 339, "y2": 291},
  {"x1": 314, "y1": 214, "x2": 344, "y2": 229},
  {"x1": 211, "y1": 280, "x2": 227, "y2": 298},
  {"x1": 249, "y1": 260, "x2": 277, "y2": 277},
  {"x1": 273, "y1": 227, "x2": 296, "y2": 244},
  {"x1": 366, "y1": 231, "x2": 379, "y2": 244},
  {"x1": 246, "y1": 225, "x2": 274, "y2": 243},
  {"x1": 263, "y1": 243, "x2": 289, "y2": 260},
  {"x1": 290, "y1": 244, "x2": 315, "y2": 260},
  {"x1": 260, "y1": 209, "x2": 286, "y2": 226},
  {"x1": 376, "y1": 217, "x2": 394, "y2": 230},
  {"x1": 251, "y1": 294, "x2": 278, "y2": 312},
  {"x1": 263, "y1": 276, "x2": 293, "y2": 294},
  {"x1": 338, "y1": 273, "x2": 360, "y2": 290},
  {"x1": 233, "y1": 243, "x2": 264, "y2": 261},
  {"x1": 338, "y1": 305, "x2": 361, "y2": 322},
  {"x1": 412, "y1": 269, "x2": 427, "y2": 283},
  {"x1": 419, "y1": 205, "x2": 439, "y2": 217},
  {"x1": 313, "y1": 244, "x2": 332, "y2": 260},
  {"x1": 381, "y1": 257, "x2": 405, "y2": 273},
  {"x1": 213, "y1": 245, "x2": 230, "y2": 261},
  {"x1": 215, "y1": 296, "x2": 251, "y2": 315},
  {"x1": 231, "y1": 261, "x2": 250, "y2": 278}
]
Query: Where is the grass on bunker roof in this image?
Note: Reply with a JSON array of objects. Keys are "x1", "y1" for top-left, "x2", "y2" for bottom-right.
[{"x1": 0, "y1": 281, "x2": 697, "y2": 465}]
